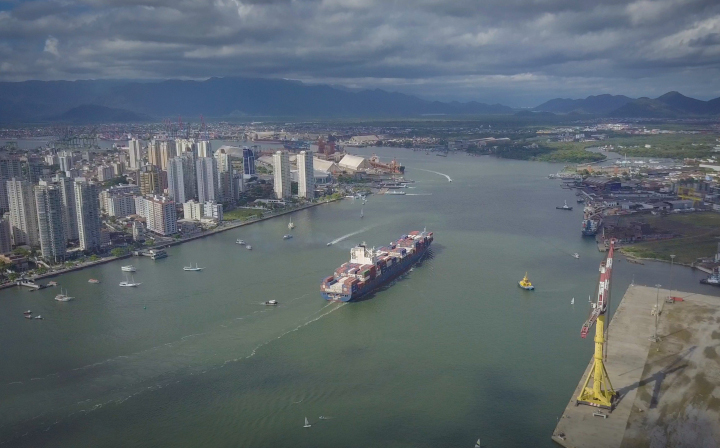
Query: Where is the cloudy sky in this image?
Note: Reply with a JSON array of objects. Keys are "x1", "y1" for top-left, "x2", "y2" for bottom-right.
[{"x1": 1, "y1": 0, "x2": 720, "y2": 106}]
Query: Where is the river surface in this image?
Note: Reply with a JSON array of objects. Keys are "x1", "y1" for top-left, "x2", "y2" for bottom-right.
[{"x1": 1, "y1": 148, "x2": 716, "y2": 447}]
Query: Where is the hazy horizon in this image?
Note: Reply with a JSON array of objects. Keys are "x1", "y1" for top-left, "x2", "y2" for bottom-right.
[{"x1": 1, "y1": 0, "x2": 719, "y2": 107}]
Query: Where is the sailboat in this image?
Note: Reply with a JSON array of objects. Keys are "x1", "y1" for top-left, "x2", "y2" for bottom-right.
[
  {"x1": 360, "y1": 207, "x2": 364, "y2": 219},
  {"x1": 54, "y1": 288, "x2": 74, "y2": 302},
  {"x1": 119, "y1": 274, "x2": 141, "y2": 287},
  {"x1": 475, "y1": 438, "x2": 481, "y2": 448},
  {"x1": 183, "y1": 263, "x2": 204, "y2": 271},
  {"x1": 288, "y1": 218, "x2": 295, "y2": 230},
  {"x1": 572, "y1": 253, "x2": 580, "y2": 259},
  {"x1": 303, "y1": 417, "x2": 311, "y2": 428},
  {"x1": 571, "y1": 298, "x2": 575, "y2": 305}
]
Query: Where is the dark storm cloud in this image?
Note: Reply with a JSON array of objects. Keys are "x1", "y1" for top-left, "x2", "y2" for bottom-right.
[{"x1": 0, "y1": 0, "x2": 719, "y2": 105}]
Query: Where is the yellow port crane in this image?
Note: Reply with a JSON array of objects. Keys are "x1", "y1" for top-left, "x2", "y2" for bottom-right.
[{"x1": 577, "y1": 240, "x2": 617, "y2": 409}]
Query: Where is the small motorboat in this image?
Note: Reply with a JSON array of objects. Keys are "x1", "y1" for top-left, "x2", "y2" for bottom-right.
[
  {"x1": 88, "y1": 278, "x2": 100, "y2": 284},
  {"x1": 121, "y1": 265, "x2": 136, "y2": 272},
  {"x1": 518, "y1": 272, "x2": 535, "y2": 290},
  {"x1": 34, "y1": 315, "x2": 43, "y2": 320},
  {"x1": 572, "y1": 253, "x2": 580, "y2": 259},
  {"x1": 556, "y1": 201, "x2": 573, "y2": 211},
  {"x1": 47, "y1": 281, "x2": 58, "y2": 287},
  {"x1": 236, "y1": 239, "x2": 245, "y2": 245},
  {"x1": 577, "y1": 198, "x2": 585, "y2": 203},
  {"x1": 326, "y1": 242, "x2": 333, "y2": 246},
  {"x1": 245, "y1": 245, "x2": 252, "y2": 250},
  {"x1": 283, "y1": 234, "x2": 293, "y2": 240},
  {"x1": 183, "y1": 263, "x2": 204, "y2": 271},
  {"x1": 24, "y1": 314, "x2": 32, "y2": 319},
  {"x1": 23, "y1": 310, "x2": 32, "y2": 315},
  {"x1": 265, "y1": 300, "x2": 278, "y2": 306}
]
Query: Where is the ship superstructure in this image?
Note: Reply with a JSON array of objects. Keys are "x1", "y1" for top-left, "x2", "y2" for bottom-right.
[{"x1": 321, "y1": 230, "x2": 433, "y2": 302}]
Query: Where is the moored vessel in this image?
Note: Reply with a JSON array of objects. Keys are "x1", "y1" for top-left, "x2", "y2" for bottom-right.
[
  {"x1": 121, "y1": 265, "x2": 136, "y2": 272},
  {"x1": 701, "y1": 267, "x2": 720, "y2": 286},
  {"x1": 321, "y1": 229, "x2": 433, "y2": 302}
]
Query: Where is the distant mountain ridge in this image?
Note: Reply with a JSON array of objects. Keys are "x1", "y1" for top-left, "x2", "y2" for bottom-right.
[
  {"x1": 0, "y1": 77, "x2": 514, "y2": 123},
  {"x1": 536, "y1": 91, "x2": 720, "y2": 117},
  {"x1": 534, "y1": 94, "x2": 634, "y2": 114}
]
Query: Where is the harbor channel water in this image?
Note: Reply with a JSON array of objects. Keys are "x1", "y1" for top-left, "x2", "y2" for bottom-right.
[{"x1": 1, "y1": 148, "x2": 716, "y2": 447}]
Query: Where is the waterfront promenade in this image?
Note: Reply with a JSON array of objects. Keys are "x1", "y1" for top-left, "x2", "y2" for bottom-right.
[{"x1": 0, "y1": 198, "x2": 340, "y2": 290}]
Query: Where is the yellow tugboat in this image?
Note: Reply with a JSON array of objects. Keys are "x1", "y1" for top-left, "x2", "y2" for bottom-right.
[{"x1": 518, "y1": 272, "x2": 534, "y2": 290}]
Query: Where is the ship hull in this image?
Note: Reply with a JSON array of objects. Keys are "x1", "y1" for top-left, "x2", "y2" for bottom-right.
[{"x1": 322, "y1": 246, "x2": 429, "y2": 302}]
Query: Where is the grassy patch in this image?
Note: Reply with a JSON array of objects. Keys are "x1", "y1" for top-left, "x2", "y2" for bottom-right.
[{"x1": 224, "y1": 208, "x2": 263, "y2": 221}]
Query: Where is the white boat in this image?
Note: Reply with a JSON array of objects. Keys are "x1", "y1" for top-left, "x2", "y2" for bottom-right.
[
  {"x1": 265, "y1": 300, "x2": 278, "y2": 306},
  {"x1": 119, "y1": 275, "x2": 141, "y2": 287},
  {"x1": 23, "y1": 310, "x2": 32, "y2": 315},
  {"x1": 326, "y1": 242, "x2": 332, "y2": 246},
  {"x1": 54, "y1": 288, "x2": 74, "y2": 302},
  {"x1": 236, "y1": 239, "x2": 246, "y2": 245},
  {"x1": 183, "y1": 263, "x2": 204, "y2": 271},
  {"x1": 303, "y1": 417, "x2": 311, "y2": 428},
  {"x1": 475, "y1": 438, "x2": 481, "y2": 448},
  {"x1": 34, "y1": 315, "x2": 43, "y2": 320},
  {"x1": 121, "y1": 265, "x2": 136, "y2": 272},
  {"x1": 283, "y1": 234, "x2": 293, "y2": 240},
  {"x1": 246, "y1": 245, "x2": 252, "y2": 250},
  {"x1": 571, "y1": 298, "x2": 575, "y2": 305},
  {"x1": 288, "y1": 218, "x2": 295, "y2": 230},
  {"x1": 572, "y1": 253, "x2": 580, "y2": 259}
]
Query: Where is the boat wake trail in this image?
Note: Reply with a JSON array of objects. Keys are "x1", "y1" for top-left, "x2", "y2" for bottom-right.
[
  {"x1": 414, "y1": 168, "x2": 452, "y2": 182},
  {"x1": 405, "y1": 193, "x2": 432, "y2": 196},
  {"x1": 329, "y1": 226, "x2": 374, "y2": 245}
]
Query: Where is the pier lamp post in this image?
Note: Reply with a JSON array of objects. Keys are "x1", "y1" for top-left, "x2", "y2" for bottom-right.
[
  {"x1": 652, "y1": 284, "x2": 661, "y2": 342},
  {"x1": 669, "y1": 255, "x2": 676, "y2": 300}
]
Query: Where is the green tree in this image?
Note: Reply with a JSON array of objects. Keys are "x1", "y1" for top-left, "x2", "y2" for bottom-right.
[{"x1": 111, "y1": 248, "x2": 127, "y2": 257}]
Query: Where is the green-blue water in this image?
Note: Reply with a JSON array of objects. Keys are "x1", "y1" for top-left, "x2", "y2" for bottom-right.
[{"x1": 0, "y1": 149, "x2": 715, "y2": 447}]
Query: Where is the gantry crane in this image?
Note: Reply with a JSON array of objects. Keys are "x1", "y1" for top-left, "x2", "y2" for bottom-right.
[{"x1": 577, "y1": 240, "x2": 617, "y2": 409}]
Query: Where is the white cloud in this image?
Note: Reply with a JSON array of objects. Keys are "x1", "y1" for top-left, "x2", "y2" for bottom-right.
[{"x1": 43, "y1": 35, "x2": 59, "y2": 56}]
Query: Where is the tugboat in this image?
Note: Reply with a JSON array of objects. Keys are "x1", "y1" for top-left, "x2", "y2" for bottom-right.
[
  {"x1": 518, "y1": 273, "x2": 535, "y2": 290},
  {"x1": 556, "y1": 200, "x2": 573, "y2": 211}
]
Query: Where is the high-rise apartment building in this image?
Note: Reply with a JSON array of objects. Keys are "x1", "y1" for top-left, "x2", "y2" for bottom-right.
[
  {"x1": 52, "y1": 175, "x2": 79, "y2": 242},
  {"x1": 273, "y1": 151, "x2": 291, "y2": 199},
  {"x1": 111, "y1": 161, "x2": 125, "y2": 177},
  {"x1": 167, "y1": 157, "x2": 187, "y2": 203},
  {"x1": 0, "y1": 156, "x2": 23, "y2": 213},
  {"x1": 0, "y1": 218, "x2": 11, "y2": 253},
  {"x1": 196, "y1": 157, "x2": 218, "y2": 203},
  {"x1": 97, "y1": 165, "x2": 115, "y2": 181},
  {"x1": 214, "y1": 148, "x2": 234, "y2": 203},
  {"x1": 74, "y1": 178, "x2": 102, "y2": 251},
  {"x1": 297, "y1": 150, "x2": 315, "y2": 199},
  {"x1": 7, "y1": 179, "x2": 39, "y2": 247},
  {"x1": 128, "y1": 138, "x2": 142, "y2": 170},
  {"x1": 175, "y1": 139, "x2": 195, "y2": 158},
  {"x1": 139, "y1": 167, "x2": 161, "y2": 196},
  {"x1": 35, "y1": 183, "x2": 67, "y2": 262},
  {"x1": 159, "y1": 140, "x2": 175, "y2": 171},
  {"x1": 100, "y1": 185, "x2": 140, "y2": 218},
  {"x1": 58, "y1": 151, "x2": 73, "y2": 172},
  {"x1": 25, "y1": 157, "x2": 45, "y2": 183},
  {"x1": 183, "y1": 200, "x2": 203, "y2": 221},
  {"x1": 147, "y1": 140, "x2": 162, "y2": 168},
  {"x1": 197, "y1": 140, "x2": 212, "y2": 158},
  {"x1": 144, "y1": 196, "x2": 177, "y2": 236},
  {"x1": 243, "y1": 147, "x2": 256, "y2": 175},
  {"x1": 203, "y1": 201, "x2": 223, "y2": 222}
]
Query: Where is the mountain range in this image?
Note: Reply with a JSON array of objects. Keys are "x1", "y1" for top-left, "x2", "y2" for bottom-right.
[
  {"x1": 534, "y1": 91, "x2": 720, "y2": 117},
  {"x1": 0, "y1": 77, "x2": 719, "y2": 123},
  {"x1": 0, "y1": 77, "x2": 513, "y2": 123}
]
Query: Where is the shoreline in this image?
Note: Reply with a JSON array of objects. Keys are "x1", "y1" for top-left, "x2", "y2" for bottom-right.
[{"x1": 1, "y1": 198, "x2": 341, "y2": 290}]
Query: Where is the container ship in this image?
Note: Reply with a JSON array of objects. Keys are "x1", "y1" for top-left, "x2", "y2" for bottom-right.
[
  {"x1": 321, "y1": 230, "x2": 434, "y2": 302},
  {"x1": 581, "y1": 219, "x2": 600, "y2": 236}
]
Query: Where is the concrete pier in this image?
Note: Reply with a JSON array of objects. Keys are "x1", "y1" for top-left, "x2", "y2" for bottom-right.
[{"x1": 552, "y1": 285, "x2": 720, "y2": 448}]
